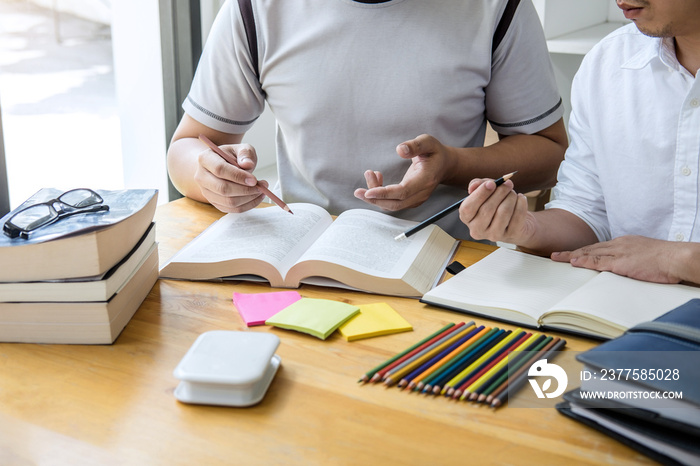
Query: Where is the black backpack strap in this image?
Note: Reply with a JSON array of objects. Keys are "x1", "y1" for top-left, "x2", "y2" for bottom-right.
[
  {"x1": 492, "y1": 0, "x2": 521, "y2": 54},
  {"x1": 237, "y1": 0, "x2": 259, "y2": 80}
]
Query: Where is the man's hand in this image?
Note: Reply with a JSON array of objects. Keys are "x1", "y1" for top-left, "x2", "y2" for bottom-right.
[
  {"x1": 458, "y1": 177, "x2": 533, "y2": 244},
  {"x1": 551, "y1": 235, "x2": 683, "y2": 284},
  {"x1": 194, "y1": 143, "x2": 267, "y2": 213},
  {"x1": 353, "y1": 134, "x2": 453, "y2": 211}
]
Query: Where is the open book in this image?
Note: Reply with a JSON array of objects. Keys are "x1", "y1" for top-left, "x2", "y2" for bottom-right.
[
  {"x1": 159, "y1": 203, "x2": 458, "y2": 298},
  {"x1": 421, "y1": 247, "x2": 700, "y2": 339}
]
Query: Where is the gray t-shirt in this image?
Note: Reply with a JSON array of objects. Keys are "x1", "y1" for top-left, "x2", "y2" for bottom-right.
[{"x1": 184, "y1": 0, "x2": 563, "y2": 239}]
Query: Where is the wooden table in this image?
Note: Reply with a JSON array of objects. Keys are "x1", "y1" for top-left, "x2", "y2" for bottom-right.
[{"x1": 0, "y1": 198, "x2": 653, "y2": 465}]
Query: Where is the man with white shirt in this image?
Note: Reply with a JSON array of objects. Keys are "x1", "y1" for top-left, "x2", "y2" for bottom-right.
[{"x1": 459, "y1": 0, "x2": 700, "y2": 284}]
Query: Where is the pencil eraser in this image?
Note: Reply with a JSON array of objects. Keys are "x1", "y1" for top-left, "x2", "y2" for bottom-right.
[{"x1": 173, "y1": 330, "x2": 280, "y2": 407}]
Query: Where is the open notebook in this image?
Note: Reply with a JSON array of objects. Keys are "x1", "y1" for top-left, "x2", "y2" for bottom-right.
[{"x1": 421, "y1": 248, "x2": 700, "y2": 339}]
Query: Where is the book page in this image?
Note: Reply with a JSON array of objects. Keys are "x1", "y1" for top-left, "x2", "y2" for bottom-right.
[
  {"x1": 163, "y1": 203, "x2": 332, "y2": 276},
  {"x1": 546, "y1": 272, "x2": 700, "y2": 332},
  {"x1": 293, "y1": 209, "x2": 431, "y2": 278},
  {"x1": 422, "y1": 248, "x2": 599, "y2": 323}
]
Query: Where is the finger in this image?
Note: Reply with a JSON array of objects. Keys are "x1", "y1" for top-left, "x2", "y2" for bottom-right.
[
  {"x1": 364, "y1": 170, "x2": 383, "y2": 189},
  {"x1": 550, "y1": 251, "x2": 572, "y2": 262},
  {"x1": 362, "y1": 184, "x2": 431, "y2": 211},
  {"x1": 504, "y1": 193, "x2": 530, "y2": 237},
  {"x1": 199, "y1": 151, "x2": 258, "y2": 187},
  {"x1": 235, "y1": 144, "x2": 258, "y2": 170},
  {"x1": 396, "y1": 134, "x2": 434, "y2": 159},
  {"x1": 480, "y1": 190, "x2": 519, "y2": 236},
  {"x1": 468, "y1": 178, "x2": 488, "y2": 194},
  {"x1": 201, "y1": 185, "x2": 266, "y2": 213},
  {"x1": 460, "y1": 179, "x2": 513, "y2": 222}
]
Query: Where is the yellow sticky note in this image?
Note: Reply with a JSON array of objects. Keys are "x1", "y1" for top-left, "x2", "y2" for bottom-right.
[{"x1": 338, "y1": 303, "x2": 413, "y2": 341}]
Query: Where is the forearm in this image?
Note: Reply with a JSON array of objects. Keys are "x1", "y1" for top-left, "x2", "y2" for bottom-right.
[
  {"x1": 443, "y1": 119, "x2": 567, "y2": 193},
  {"x1": 518, "y1": 208, "x2": 599, "y2": 256},
  {"x1": 167, "y1": 138, "x2": 210, "y2": 203}
]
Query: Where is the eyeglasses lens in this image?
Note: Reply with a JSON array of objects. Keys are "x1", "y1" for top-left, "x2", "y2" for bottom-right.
[
  {"x1": 10, "y1": 204, "x2": 58, "y2": 231},
  {"x1": 59, "y1": 189, "x2": 103, "y2": 208}
]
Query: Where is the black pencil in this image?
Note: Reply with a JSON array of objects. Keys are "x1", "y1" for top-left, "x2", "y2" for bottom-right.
[{"x1": 394, "y1": 171, "x2": 517, "y2": 241}]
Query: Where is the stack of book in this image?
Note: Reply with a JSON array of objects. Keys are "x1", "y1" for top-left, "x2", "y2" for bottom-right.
[
  {"x1": 557, "y1": 299, "x2": 700, "y2": 465},
  {"x1": 0, "y1": 188, "x2": 159, "y2": 344}
]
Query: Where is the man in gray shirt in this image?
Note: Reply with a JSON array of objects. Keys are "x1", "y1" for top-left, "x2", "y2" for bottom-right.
[{"x1": 167, "y1": 0, "x2": 567, "y2": 239}]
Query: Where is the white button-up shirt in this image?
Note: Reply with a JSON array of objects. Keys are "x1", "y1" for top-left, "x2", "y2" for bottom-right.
[{"x1": 548, "y1": 24, "x2": 700, "y2": 243}]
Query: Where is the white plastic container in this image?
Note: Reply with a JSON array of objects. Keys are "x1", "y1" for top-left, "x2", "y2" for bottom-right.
[{"x1": 173, "y1": 330, "x2": 281, "y2": 407}]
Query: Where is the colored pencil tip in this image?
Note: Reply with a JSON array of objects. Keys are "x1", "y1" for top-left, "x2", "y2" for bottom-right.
[
  {"x1": 394, "y1": 232, "x2": 407, "y2": 242},
  {"x1": 284, "y1": 206, "x2": 294, "y2": 214}
]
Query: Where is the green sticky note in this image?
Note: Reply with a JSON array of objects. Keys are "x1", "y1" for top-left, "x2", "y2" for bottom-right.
[
  {"x1": 338, "y1": 303, "x2": 413, "y2": 341},
  {"x1": 265, "y1": 298, "x2": 360, "y2": 340}
]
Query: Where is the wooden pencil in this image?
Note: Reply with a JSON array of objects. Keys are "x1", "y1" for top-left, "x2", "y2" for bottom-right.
[
  {"x1": 448, "y1": 332, "x2": 532, "y2": 399},
  {"x1": 477, "y1": 337, "x2": 555, "y2": 403},
  {"x1": 399, "y1": 325, "x2": 482, "y2": 389},
  {"x1": 443, "y1": 330, "x2": 528, "y2": 398},
  {"x1": 358, "y1": 323, "x2": 456, "y2": 383},
  {"x1": 490, "y1": 338, "x2": 567, "y2": 408},
  {"x1": 384, "y1": 325, "x2": 480, "y2": 386},
  {"x1": 370, "y1": 322, "x2": 468, "y2": 383},
  {"x1": 424, "y1": 329, "x2": 509, "y2": 394},
  {"x1": 472, "y1": 336, "x2": 553, "y2": 402},
  {"x1": 459, "y1": 333, "x2": 541, "y2": 401},
  {"x1": 415, "y1": 326, "x2": 497, "y2": 392},
  {"x1": 395, "y1": 171, "x2": 517, "y2": 241},
  {"x1": 484, "y1": 336, "x2": 558, "y2": 404},
  {"x1": 197, "y1": 134, "x2": 293, "y2": 214},
  {"x1": 383, "y1": 323, "x2": 470, "y2": 382}
]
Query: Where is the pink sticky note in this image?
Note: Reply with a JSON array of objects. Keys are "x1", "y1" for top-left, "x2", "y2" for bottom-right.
[{"x1": 233, "y1": 291, "x2": 303, "y2": 326}]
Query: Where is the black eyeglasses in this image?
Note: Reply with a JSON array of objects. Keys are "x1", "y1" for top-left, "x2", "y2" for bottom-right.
[{"x1": 3, "y1": 188, "x2": 110, "y2": 239}]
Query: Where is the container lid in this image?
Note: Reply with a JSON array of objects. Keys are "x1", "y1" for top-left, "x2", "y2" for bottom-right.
[{"x1": 173, "y1": 330, "x2": 280, "y2": 385}]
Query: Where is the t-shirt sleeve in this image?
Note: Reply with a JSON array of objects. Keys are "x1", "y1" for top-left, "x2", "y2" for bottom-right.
[
  {"x1": 485, "y1": 0, "x2": 563, "y2": 136},
  {"x1": 182, "y1": 0, "x2": 265, "y2": 134},
  {"x1": 546, "y1": 52, "x2": 611, "y2": 242}
]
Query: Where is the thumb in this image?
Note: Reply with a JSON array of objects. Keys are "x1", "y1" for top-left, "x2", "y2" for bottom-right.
[
  {"x1": 235, "y1": 144, "x2": 258, "y2": 170},
  {"x1": 396, "y1": 134, "x2": 436, "y2": 160}
]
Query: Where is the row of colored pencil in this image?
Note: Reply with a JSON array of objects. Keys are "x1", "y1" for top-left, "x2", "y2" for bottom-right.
[{"x1": 358, "y1": 322, "x2": 566, "y2": 408}]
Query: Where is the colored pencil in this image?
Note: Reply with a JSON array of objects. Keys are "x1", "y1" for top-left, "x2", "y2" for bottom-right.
[
  {"x1": 442, "y1": 330, "x2": 528, "y2": 397},
  {"x1": 394, "y1": 171, "x2": 517, "y2": 241},
  {"x1": 370, "y1": 322, "x2": 468, "y2": 383},
  {"x1": 477, "y1": 337, "x2": 555, "y2": 403},
  {"x1": 470, "y1": 336, "x2": 553, "y2": 401},
  {"x1": 409, "y1": 326, "x2": 491, "y2": 391},
  {"x1": 490, "y1": 338, "x2": 567, "y2": 408},
  {"x1": 198, "y1": 134, "x2": 293, "y2": 214},
  {"x1": 459, "y1": 333, "x2": 541, "y2": 400},
  {"x1": 448, "y1": 331, "x2": 532, "y2": 399},
  {"x1": 384, "y1": 325, "x2": 479, "y2": 386},
  {"x1": 483, "y1": 335, "x2": 556, "y2": 403},
  {"x1": 358, "y1": 323, "x2": 456, "y2": 383},
  {"x1": 398, "y1": 325, "x2": 483, "y2": 389},
  {"x1": 383, "y1": 323, "x2": 470, "y2": 382},
  {"x1": 423, "y1": 329, "x2": 509, "y2": 394}
]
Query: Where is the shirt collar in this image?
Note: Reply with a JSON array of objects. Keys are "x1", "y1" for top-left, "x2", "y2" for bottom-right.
[{"x1": 621, "y1": 35, "x2": 686, "y2": 74}]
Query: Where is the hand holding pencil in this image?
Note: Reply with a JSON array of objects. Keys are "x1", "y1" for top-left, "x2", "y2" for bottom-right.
[
  {"x1": 457, "y1": 171, "x2": 536, "y2": 245},
  {"x1": 197, "y1": 134, "x2": 293, "y2": 214},
  {"x1": 395, "y1": 171, "x2": 516, "y2": 241}
]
